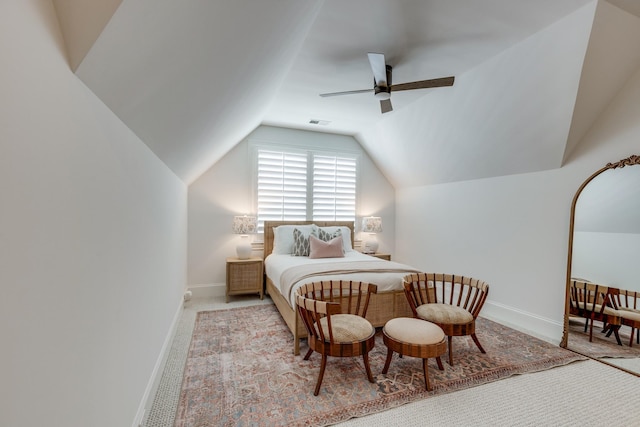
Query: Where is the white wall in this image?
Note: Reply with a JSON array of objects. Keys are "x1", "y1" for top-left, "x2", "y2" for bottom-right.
[
  {"x1": 572, "y1": 231, "x2": 640, "y2": 290},
  {"x1": 188, "y1": 125, "x2": 395, "y2": 289},
  {"x1": 0, "y1": 2, "x2": 187, "y2": 427},
  {"x1": 395, "y1": 59, "x2": 640, "y2": 344}
]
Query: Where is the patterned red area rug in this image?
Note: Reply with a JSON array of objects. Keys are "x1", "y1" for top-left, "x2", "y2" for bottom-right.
[{"x1": 174, "y1": 304, "x2": 585, "y2": 427}]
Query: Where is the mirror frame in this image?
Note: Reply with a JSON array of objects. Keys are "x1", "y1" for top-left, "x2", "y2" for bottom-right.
[{"x1": 561, "y1": 154, "x2": 640, "y2": 348}]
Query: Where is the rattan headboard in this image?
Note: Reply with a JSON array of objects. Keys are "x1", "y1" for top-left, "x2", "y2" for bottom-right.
[{"x1": 263, "y1": 221, "x2": 355, "y2": 259}]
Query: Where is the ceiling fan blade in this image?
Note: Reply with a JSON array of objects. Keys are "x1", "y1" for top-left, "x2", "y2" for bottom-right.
[
  {"x1": 391, "y1": 76, "x2": 455, "y2": 92},
  {"x1": 319, "y1": 88, "x2": 373, "y2": 97},
  {"x1": 367, "y1": 52, "x2": 388, "y2": 86},
  {"x1": 380, "y1": 99, "x2": 393, "y2": 114}
]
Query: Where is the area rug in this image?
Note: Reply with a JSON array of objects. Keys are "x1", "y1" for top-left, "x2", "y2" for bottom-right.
[
  {"x1": 565, "y1": 317, "x2": 640, "y2": 359},
  {"x1": 174, "y1": 304, "x2": 585, "y2": 427}
]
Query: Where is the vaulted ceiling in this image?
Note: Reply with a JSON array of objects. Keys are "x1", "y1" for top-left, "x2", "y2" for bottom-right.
[{"x1": 53, "y1": 0, "x2": 640, "y2": 187}]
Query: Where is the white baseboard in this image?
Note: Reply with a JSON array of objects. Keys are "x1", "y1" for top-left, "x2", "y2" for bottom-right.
[
  {"x1": 132, "y1": 296, "x2": 184, "y2": 427},
  {"x1": 481, "y1": 300, "x2": 563, "y2": 345},
  {"x1": 188, "y1": 283, "x2": 225, "y2": 298}
]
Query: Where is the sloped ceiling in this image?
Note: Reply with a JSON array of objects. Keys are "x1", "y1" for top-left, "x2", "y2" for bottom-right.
[
  {"x1": 52, "y1": 0, "x2": 122, "y2": 71},
  {"x1": 53, "y1": 0, "x2": 640, "y2": 187}
]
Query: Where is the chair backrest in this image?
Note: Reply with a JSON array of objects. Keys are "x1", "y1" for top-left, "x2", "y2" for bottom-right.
[
  {"x1": 569, "y1": 280, "x2": 609, "y2": 314},
  {"x1": 296, "y1": 280, "x2": 378, "y2": 318},
  {"x1": 295, "y1": 294, "x2": 341, "y2": 343},
  {"x1": 403, "y1": 273, "x2": 489, "y2": 319},
  {"x1": 295, "y1": 280, "x2": 377, "y2": 344},
  {"x1": 610, "y1": 287, "x2": 640, "y2": 311}
]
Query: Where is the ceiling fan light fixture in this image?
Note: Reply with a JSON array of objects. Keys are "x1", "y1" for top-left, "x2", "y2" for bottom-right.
[{"x1": 374, "y1": 87, "x2": 390, "y2": 100}]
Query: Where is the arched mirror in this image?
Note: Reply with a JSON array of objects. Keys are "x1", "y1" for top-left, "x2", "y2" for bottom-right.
[{"x1": 562, "y1": 154, "x2": 640, "y2": 375}]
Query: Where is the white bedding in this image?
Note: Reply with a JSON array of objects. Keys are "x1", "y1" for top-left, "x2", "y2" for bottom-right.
[{"x1": 265, "y1": 251, "x2": 421, "y2": 307}]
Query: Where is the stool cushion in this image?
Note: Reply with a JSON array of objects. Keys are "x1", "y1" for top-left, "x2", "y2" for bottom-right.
[
  {"x1": 416, "y1": 303, "x2": 474, "y2": 325},
  {"x1": 384, "y1": 317, "x2": 445, "y2": 345},
  {"x1": 318, "y1": 314, "x2": 374, "y2": 343}
]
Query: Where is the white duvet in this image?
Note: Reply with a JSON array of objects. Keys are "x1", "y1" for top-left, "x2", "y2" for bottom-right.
[{"x1": 265, "y1": 251, "x2": 421, "y2": 307}]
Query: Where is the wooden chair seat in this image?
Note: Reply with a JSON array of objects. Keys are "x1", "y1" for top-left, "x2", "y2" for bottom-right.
[
  {"x1": 416, "y1": 304, "x2": 474, "y2": 325},
  {"x1": 318, "y1": 314, "x2": 373, "y2": 342}
]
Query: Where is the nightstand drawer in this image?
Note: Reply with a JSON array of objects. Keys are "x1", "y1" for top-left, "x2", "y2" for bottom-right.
[{"x1": 226, "y1": 257, "x2": 263, "y2": 302}]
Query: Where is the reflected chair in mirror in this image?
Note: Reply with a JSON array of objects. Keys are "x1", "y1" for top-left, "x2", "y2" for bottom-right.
[
  {"x1": 569, "y1": 280, "x2": 622, "y2": 345},
  {"x1": 403, "y1": 273, "x2": 489, "y2": 366},
  {"x1": 295, "y1": 280, "x2": 378, "y2": 396},
  {"x1": 608, "y1": 287, "x2": 640, "y2": 347}
]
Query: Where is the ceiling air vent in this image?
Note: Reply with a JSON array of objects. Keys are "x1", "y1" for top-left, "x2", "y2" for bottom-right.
[{"x1": 309, "y1": 119, "x2": 330, "y2": 126}]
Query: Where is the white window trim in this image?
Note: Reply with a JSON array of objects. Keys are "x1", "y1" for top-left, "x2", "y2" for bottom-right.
[{"x1": 249, "y1": 140, "x2": 361, "y2": 233}]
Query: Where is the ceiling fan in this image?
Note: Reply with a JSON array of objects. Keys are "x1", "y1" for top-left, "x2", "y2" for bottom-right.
[{"x1": 319, "y1": 52, "x2": 454, "y2": 114}]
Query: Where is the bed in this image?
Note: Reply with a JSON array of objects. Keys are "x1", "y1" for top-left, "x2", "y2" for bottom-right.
[{"x1": 263, "y1": 220, "x2": 421, "y2": 354}]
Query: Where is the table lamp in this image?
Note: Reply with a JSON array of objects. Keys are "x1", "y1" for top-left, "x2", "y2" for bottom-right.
[
  {"x1": 361, "y1": 216, "x2": 382, "y2": 254},
  {"x1": 232, "y1": 215, "x2": 257, "y2": 259}
]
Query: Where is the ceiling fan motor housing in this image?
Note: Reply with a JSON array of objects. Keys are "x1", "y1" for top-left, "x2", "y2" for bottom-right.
[
  {"x1": 374, "y1": 64, "x2": 392, "y2": 100},
  {"x1": 374, "y1": 85, "x2": 391, "y2": 100}
]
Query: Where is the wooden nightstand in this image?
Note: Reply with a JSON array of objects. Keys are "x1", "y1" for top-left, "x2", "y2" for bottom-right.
[
  {"x1": 370, "y1": 253, "x2": 391, "y2": 261},
  {"x1": 225, "y1": 257, "x2": 264, "y2": 303}
]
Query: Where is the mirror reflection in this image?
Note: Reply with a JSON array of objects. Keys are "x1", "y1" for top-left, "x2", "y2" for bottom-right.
[{"x1": 564, "y1": 155, "x2": 640, "y2": 375}]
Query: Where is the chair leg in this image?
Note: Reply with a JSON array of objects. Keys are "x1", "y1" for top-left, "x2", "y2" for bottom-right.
[
  {"x1": 382, "y1": 347, "x2": 394, "y2": 374},
  {"x1": 471, "y1": 333, "x2": 486, "y2": 354},
  {"x1": 362, "y1": 352, "x2": 374, "y2": 383},
  {"x1": 422, "y1": 358, "x2": 431, "y2": 391},
  {"x1": 303, "y1": 348, "x2": 313, "y2": 361},
  {"x1": 630, "y1": 328, "x2": 635, "y2": 348},
  {"x1": 314, "y1": 354, "x2": 327, "y2": 396},
  {"x1": 604, "y1": 324, "x2": 622, "y2": 345},
  {"x1": 436, "y1": 356, "x2": 444, "y2": 371},
  {"x1": 613, "y1": 327, "x2": 622, "y2": 346},
  {"x1": 447, "y1": 336, "x2": 453, "y2": 366}
]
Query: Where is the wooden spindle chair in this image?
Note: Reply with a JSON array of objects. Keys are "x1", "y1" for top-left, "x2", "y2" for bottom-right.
[
  {"x1": 569, "y1": 280, "x2": 622, "y2": 345},
  {"x1": 295, "y1": 280, "x2": 378, "y2": 396},
  {"x1": 607, "y1": 287, "x2": 640, "y2": 347},
  {"x1": 403, "y1": 273, "x2": 489, "y2": 366}
]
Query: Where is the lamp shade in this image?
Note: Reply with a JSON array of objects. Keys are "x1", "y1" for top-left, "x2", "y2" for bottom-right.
[
  {"x1": 232, "y1": 215, "x2": 257, "y2": 235},
  {"x1": 361, "y1": 216, "x2": 382, "y2": 233}
]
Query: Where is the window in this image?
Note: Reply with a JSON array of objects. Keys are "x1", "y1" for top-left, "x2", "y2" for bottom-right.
[
  {"x1": 312, "y1": 155, "x2": 356, "y2": 221},
  {"x1": 255, "y1": 148, "x2": 357, "y2": 231}
]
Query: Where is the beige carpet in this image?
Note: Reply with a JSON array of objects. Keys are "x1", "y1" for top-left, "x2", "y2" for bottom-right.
[{"x1": 336, "y1": 359, "x2": 640, "y2": 427}]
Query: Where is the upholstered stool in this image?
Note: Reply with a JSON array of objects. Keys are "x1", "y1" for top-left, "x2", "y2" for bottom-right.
[{"x1": 382, "y1": 317, "x2": 447, "y2": 391}]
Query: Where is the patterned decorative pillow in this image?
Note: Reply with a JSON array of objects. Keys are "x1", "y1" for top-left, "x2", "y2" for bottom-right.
[
  {"x1": 317, "y1": 226, "x2": 352, "y2": 252},
  {"x1": 292, "y1": 228, "x2": 312, "y2": 256},
  {"x1": 317, "y1": 227, "x2": 342, "y2": 242},
  {"x1": 273, "y1": 224, "x2": 316, "y2": 254}
]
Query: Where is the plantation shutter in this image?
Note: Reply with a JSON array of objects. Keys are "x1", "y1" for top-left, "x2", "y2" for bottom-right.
[
  {"x1": 312, "y1": 155, "x2": 356, "y2": 221},
  {"x1": 256, "y1": 150, "x2": 308, "y2": 231}
]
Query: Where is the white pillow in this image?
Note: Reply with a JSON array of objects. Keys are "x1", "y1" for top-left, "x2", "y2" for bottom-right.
[
  {"x1": 272, "y1": 224, "x2": 317, "y2": 255},
  {"x1": 316, "y1": 226, "x2": 353, "y2": 253}
]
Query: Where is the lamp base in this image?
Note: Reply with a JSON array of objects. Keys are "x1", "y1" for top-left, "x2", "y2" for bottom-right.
[
  {"x1": 236, "y1": 236, "x2": 252, "y2": 259},
  {"x1": 363, "y1": 239, "x2": 378, "y2": 254}
]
